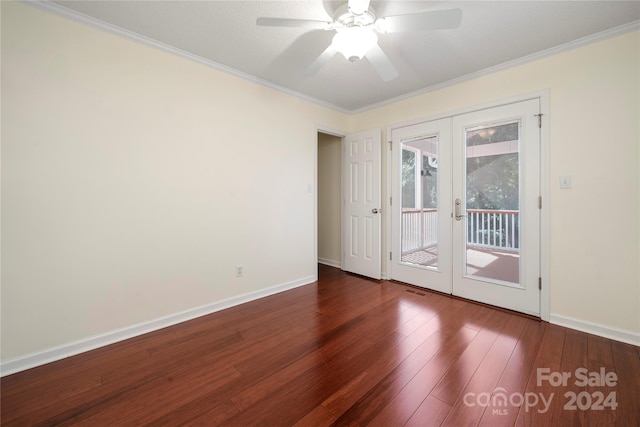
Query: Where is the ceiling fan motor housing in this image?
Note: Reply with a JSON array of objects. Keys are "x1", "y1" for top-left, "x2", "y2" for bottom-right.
[{"x1": 334, "y1": 4, "x2": 376, "y2": 28}]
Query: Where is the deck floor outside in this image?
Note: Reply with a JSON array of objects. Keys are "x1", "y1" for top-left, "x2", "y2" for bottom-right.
[{"x1": 402, "y1": 245, "x2": 519, "y2": 284}]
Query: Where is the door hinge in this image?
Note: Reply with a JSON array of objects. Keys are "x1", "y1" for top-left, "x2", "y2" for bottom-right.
[
  {"x1": 390, "y1": 252, "x2": 392, "y2": 261},
  {"x1": 388, "y1": 141, "x2": 392, "y2": 150},
  {"x1": 538, "y1": 196, "x2": 542, "y2": 210},
  {"x1": 535, "y1": 113, "x2": 543, "y2": 128},
  {"x1": 390, "y1": 196, "x2": 392, "y2": 206},
  {"x1": 538, "y1": 277, "x2": 542, "y2": 290}
]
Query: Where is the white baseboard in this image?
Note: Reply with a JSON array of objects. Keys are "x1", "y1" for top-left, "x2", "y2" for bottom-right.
[
  {"x1": 318, "y1": 257, "x2": 342, "y2": 269},
  {"x1": 0, "y1": 276, "x2": 315, "y2": 377},
  {"x1": 549, "y1": 313, "x2": 640, "y2": 346}
]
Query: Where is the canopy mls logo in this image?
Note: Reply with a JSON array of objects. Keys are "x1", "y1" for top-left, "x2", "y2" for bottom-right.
[
  {"x1": 463, "y1": 367, "x2": 618, "y2": 415},
  {"x1": 463, "y1": 387, "x2": 553, "y2": 415}
]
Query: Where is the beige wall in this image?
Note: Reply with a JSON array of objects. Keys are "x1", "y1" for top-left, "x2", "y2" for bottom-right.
[
  {"x1": 317, "y1": 133, "x2": 342, "y2": 266},
  {"x1": 352, "y1": 30, "x2": 640, "y2": 337},
  {"x1": 1, "y1": 2, "x2": 348, "y2": 361},
  {"x1": 2, "y1": 1, "x2": 638, "y2": 365}
]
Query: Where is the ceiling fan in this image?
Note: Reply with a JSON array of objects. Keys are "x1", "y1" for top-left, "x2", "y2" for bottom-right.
[{"x1": 256, "y1": 0, "x2": 462, "y2": 81}]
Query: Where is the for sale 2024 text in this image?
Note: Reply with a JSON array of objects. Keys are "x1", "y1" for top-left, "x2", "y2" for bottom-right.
[{"x1": 537, "y1": 367, "x2": 618, "y2": 411}]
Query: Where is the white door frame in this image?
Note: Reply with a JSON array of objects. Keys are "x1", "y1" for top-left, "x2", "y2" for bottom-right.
[
  {"x1": 315, "y1": 126, "x2": 383, "y2": 281},
  {"x1": 385, "y1": 90, "x2": 550, "y2": 321}
]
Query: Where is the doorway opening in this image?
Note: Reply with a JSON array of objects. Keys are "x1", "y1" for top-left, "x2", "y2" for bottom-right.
[{"x1": 317, "y1": 132, "x2": 342, "y2": 269}]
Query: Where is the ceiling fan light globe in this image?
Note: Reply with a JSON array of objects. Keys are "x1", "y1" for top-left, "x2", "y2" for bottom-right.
[{"x1": 332, "y1": 27, "x2": 378, "y2": 63}]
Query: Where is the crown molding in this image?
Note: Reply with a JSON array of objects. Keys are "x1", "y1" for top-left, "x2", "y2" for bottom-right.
[
  {"x1": 24, "y1": 1, "x2": 640, "y2": 115},
  {"x1": 26, "y1": 0, "x2": 352, "y2": 115},
  {"x1": 352, "y1": 19, "x2": 640, "y2": 114}
]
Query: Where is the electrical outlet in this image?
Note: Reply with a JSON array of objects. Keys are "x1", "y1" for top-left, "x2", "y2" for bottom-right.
[{"x1": 236, "y1": 265, "x2": 243, "y2": 278}]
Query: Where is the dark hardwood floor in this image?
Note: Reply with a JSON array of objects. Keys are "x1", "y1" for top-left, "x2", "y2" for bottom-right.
[{"x1": 2, "y1": 265, "x2": 639, "y2": 426}]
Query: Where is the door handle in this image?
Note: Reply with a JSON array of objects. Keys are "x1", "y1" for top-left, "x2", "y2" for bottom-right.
[
  {"x1": 372, "y1": 208, "x2": 380, "y2": 214},
  {"x1": 455, "y1": 199, "x2": 466, "y2": 221}
]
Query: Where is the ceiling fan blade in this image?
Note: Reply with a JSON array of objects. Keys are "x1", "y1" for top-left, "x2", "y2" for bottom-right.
[
  {"x1": 305, "y1": 44, "x2": 337, "y2": 76},
  {"x1": 256, "y1": 17, "x2": 332, "y2": 30},
  {"x1": 379, "y1": 8, "x2": 463, "y2": 33},
  {"x1": 366, "y1": 44, "x2": 399, "y2": 82},
  {"x1": 348, "y1": 0, "x2": 371, "y2": 15}
]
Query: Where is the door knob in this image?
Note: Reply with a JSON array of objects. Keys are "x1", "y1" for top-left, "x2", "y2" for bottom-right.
[{"x1": 372, "y1": 208, "x2": 380, "y2": 214}]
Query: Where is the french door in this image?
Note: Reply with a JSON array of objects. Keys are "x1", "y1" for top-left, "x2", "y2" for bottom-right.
[{"x1": 390, "y1": 99, "x2": 541, "y2": 316}]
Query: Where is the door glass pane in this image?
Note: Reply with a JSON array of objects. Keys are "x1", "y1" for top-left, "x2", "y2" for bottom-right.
[
  {"x1": 465, "y1": 122, "x2": 520, "y2": 284},
  {"x1": 401, "y1": 136, "x2": 438, "y2": 268}
]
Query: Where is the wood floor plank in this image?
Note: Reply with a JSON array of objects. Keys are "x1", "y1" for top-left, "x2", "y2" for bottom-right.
[
  {"x1": 362, "y1": 296, "x2": 494, "y2": 427},
  {"x1": 231, "y1": 336, "x2": 374, "y2": 412},
  {"x1": 329, "y1": 301, "x2": 489, "y2": 425},
  {"x1": 367, "y1": 326, "x2": 479, "y2": 427},
  {"x1": 228, "y1": 291, "x2": 428, "y2": 424},
  {"x1": 550, "y1": 329, "x2": 589, "y2": 426},
  {"x1": 610, "y1": 340, "x2": 640, "y2": 427},
  {"x1": 293, "y1": 405, "x2": 337, "y2": 427},
  {"x1": 318, "y1": 294, "x2": 458, "y2": 420},
  {"x1": 587, "y1": 333, "x2": 615, "y2": 366},
  {"x1": 154, "y1": 300, "x2": 404, "y2": 421},
  {"x1": 0, "y1": 369, "x2": 103, "y2": 426},
  {"x1": 430, "y1": 310, "x2": 512, "y2": 405},
  {"x1": 316, "y1": 294, "x2": 457, "y2": 409},
  {"x1": 440, "y1": 315, "x2": 528, "y2": 427},
  {"x1": 153, "y1": 398, "x2": 239, "y2": 426},
  {"x1": 1, "y1": 265, "x2": 638, "y2": 427},
  {"x1": 405, "y1": 395, "x2": 452, "y2": 427},
  {"x1": 221, "y1": 332, "x2": 407, "y2": 426},
  {"x1": 477, "y1": 319, "x2": 546, "y2": 427},
  {"x1": 536, "y1": 323, "x2": 566, "y2": 365},
  {"x1": 514, "y1": 331, "x2": 563, "y2": 426},
  {"x1": 584, "y1": 359, "x2": 620, "y2": 427},
  {"x1": 40, "y1": 363, "x2": 241, "y2": 425},
  {"x1": 229, "y1": 290, "x2": 406, "y2": 382}
]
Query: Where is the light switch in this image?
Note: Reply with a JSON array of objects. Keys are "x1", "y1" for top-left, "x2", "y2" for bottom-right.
[{"x1": 559, "y1": 176, "x2": 572, "y2": 189}]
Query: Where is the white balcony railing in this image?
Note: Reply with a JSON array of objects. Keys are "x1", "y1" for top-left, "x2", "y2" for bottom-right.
[
  {"x1": 401, "y1": 208, "x2": 519, "y2": 254},
  {"x1": 401, "y1": 209, "x2": 438, "y2": 254},
  {"x1": 467, "y1": 209, "x2": 519, "y2": 250}
]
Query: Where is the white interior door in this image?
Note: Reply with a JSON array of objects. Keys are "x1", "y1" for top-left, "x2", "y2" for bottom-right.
[
  {"x1": 342, "y1": 129, "x2": 382, "y2": 279},
  {"x1": 390, "y1": 99, "x2": 541, "y2": 316}
]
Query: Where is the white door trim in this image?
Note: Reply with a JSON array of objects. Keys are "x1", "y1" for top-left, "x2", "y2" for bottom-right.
[{"x1": 386, "y1": 90, "x2": 550, "y2": 321}]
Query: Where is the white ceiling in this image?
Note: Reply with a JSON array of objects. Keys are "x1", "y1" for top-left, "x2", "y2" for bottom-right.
[{"x1": 48, "y1": 1, "x2": 640, "y2": 113}]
